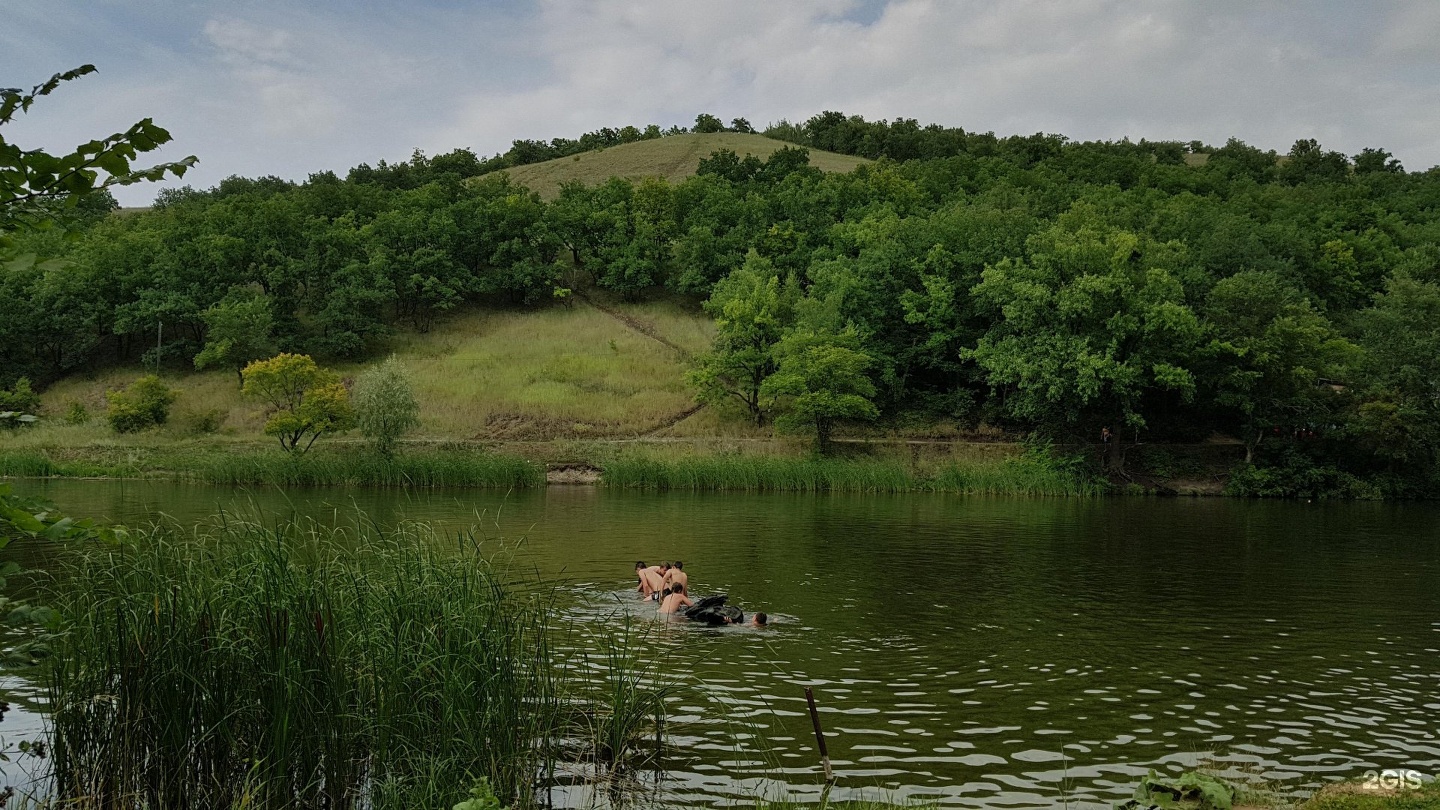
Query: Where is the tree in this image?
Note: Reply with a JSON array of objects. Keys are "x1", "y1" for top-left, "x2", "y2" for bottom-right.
[
  {"x1": 1352, "y1": 276, "x2": 1440, "y2": 469},
  {"x1": 761, "y1": 327, "x2": 878, "y2": 452},
  {"x1": 693, "y1": 114, "x2": 725, "y2": 134},
  {"x1": 354, "y1": 355, "x2": 419, "y2": 457},
  {"x1": 1, "y1": 66, "x2": 196, "y2": 242},
  {"x1": 688, "y1": 254, "x2": 796, "y2": 424},
  {"x1": 1205, "y1": 271, "x2": 1356, "y2": 462},
  {"x1": 193, "y1": 290, "x2": 278, "y2": 386},
  {"x1": 964, "y1": 217, "x2": 1208, "y2": 473},
  {"x1": 241, "y1": 353, "x2": 354, "y2": 453}
]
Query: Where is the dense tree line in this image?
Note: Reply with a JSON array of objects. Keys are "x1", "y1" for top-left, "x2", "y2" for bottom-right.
[{"x1": 5, "y1": 111, "x2": 1440, "y2": 495}]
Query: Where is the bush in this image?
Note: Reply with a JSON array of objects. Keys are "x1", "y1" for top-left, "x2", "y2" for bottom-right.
[
  {"x1": 64, "y1": 401, "x2": 90, "y2": 425},
  {"x1": 354, "y1": 356, "x2": 420, "y2": 456},
  {"x1": 105, "y1": 375, "x2": 177, "y2": 434},
  {"x1": 0, "y1": 378, "x2": 41, "y2": 429},
  {"x1": 179, "y1": 408, "x2": 225, "y2": 435}
]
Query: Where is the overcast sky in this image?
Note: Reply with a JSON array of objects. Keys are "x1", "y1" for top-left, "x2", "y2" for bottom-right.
[{"x1": 6, "y1": 0, "x2": 1440, "y2": 205}]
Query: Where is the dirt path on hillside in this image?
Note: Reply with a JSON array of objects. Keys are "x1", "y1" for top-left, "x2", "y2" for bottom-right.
[{"x1": 574, "y1": 291, "x2": 690, "y2": 357}]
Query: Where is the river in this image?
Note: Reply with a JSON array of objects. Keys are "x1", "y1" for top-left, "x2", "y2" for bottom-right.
[{"x1": 5, "y1": 480, "x2": 1439, "y2": 808}]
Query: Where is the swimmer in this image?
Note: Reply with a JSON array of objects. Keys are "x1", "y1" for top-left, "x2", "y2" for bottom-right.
[
  {"x1": 751, "y1": 612, "x2": 768, "y2": 627},
  {"x1": 664, "y1": 561, "x2": 688, "y2": 591},
  {"x1": 635, "y1": 561, "x2": 665, "y2": 599},
  {"x1": 659, "y1": 582, "x2": 694, "y2": 614}
]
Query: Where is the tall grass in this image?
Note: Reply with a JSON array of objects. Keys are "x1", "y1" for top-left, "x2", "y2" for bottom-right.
[
  {"x1": 602, "y1": 454, "x2": 918, "y2": 493},
  {"x1": 0, "y1": 447, "x2": 544, "y2": 488},
  {"x1": 45, "y1": 516, "x2": 560, "y2": 809},
  {"x1": 602, "y1": 451, "x2": 1103, "y2": 496},
  {"x1": 193, "y1": 449, "x2": 544, "y2": 488}
]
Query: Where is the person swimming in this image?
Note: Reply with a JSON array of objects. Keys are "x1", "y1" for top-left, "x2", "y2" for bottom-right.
[
  {"x1": 658, "y1": 582, "x2": 694, "y2": 614},
  {"x1": 664, "y1": 561, "x2": 688, "y2": 592},
  {"x1": 635, "y1": 561, "x2": 666, "y2": 600},
  {"x1": 750, "y1": 612, "x2": 768, "y2": 627}
]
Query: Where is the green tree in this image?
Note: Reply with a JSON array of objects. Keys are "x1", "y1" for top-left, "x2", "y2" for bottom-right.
[
  {"x1": 241, "y1": 353, "x2": 355, "y2": 453},
  {"x1": 354, "y1": 355, "x2": 420, "y2": 457},
  {"x1": 1205, "y1": 271, "x2": 1356, "y2": 462},
  {"x1": 964, "y1": 218, "x2": 1208, "y2": 472},
  {"x1": 688, "y1": 254, "x2": 796, "y2": 424},
  {"x1": 1352, "y1": 276, "x2": 1440, "y2": 470},
  {"x1": 193, "y1": 290, "x2": 278, "y2": 386},
  {"x1": 761, "y1": 327, "x2": 879, "y2": 451},
  {"x1": 693, "y1": 113, "x2": 725, "y2": 134}
]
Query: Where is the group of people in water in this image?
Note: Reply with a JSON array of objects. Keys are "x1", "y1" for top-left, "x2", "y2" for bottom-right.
[{"x1": 633, "y1": 561, "x2": 767, "y2": 627}]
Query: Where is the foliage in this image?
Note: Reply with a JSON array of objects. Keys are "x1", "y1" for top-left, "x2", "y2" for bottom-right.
[
  {"x1": 8, "y1": 107, "x2": 1440, "y2": 494},
  {"x1": 0, "y1": 377, "x2": 40, "y2": 414},
  {"x1": 242, "y1": 354, "x2": 354, "y2": 453},
  {"x1": 1117, "y1": 770, "x2": 1238, "y2": 810},
  {"x1": 687, "y1": 253, "x2": 795, "y2": 424},
  {"x1": 104, "y1": 374, "x2": 176, "y2": 433},
  {"x1": 761, "y1": 328, "x2": 879, "y2": 451},
  {"x1": 0, "y1": 65, "x2": 195, "y2": 242},
  {"x1": 63, "y1": 400, "x2": 88, "y2": 425},
  {"x1": 452, "y1": 778, "x2": 504, "y2": 810},
  {"x1": 192, "y1": 289, "x2": 277, "y2": 385},
  {"x1": 354, "y1": 355, "x2": 421, "y2": 456}
]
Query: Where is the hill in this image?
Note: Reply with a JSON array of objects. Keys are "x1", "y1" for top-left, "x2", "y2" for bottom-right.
[{"x1": 487, "y1": 132, "x2": 870, "y2": 198}]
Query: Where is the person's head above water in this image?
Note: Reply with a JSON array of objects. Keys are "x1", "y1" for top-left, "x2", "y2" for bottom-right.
[
  {"x1": 635, "y1": 561, "x2": 646, "y2": 570},
  {"x1": 752, "y1": 612, "x2": 768, "y2": 627},
  {"x1": 662, "y1": 562, "x2": 672, "y2": 571},
  {"x1": 671, "y1": 582, "x2": 684, "y2": 595},
  {"x1": 674, "y1": 561, "x2": 683, "y2": 570}
]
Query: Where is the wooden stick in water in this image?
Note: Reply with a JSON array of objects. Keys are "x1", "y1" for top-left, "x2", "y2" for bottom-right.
[{"x1": 804, "y1": 686, "x2": 834, "y2": 783}]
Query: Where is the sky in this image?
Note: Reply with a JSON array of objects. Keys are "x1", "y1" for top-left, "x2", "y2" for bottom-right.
[{"x1": 5, "y1": 0, "x2": 1440, "y2": 205}]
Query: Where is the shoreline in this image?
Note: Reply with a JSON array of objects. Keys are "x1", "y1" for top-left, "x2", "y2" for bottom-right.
[{"x1": 0, "y1": 437, "x2": 1238, "y2": 496}]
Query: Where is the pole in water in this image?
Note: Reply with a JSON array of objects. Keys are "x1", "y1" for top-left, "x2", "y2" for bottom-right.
[{"x1": 804, "y1": 686, "x2": 833, "y2": 783}]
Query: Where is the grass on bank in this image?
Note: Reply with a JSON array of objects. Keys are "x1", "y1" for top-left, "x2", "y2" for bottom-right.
[
  {"x1": 600, "y1": 447, "x2": 1102, "y2": 496},
  {"x1": 0, "y1": 445, "x2": 543, "y2": 488}
]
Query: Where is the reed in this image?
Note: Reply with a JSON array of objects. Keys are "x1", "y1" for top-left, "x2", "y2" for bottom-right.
[
  {"x1": 44, "y1": 515, "x2": 560, "y2": 809},
  {"x1": 926, "y1": 456, "x2": 1104, "y2": 497},
  {"x1": 192, "y1": 448, "x2": 544, "y2": 488},
  {"x1": 602, "y1": 450, "x2": 1102, "y2": 496},
  {"x1": 601, "y1": 454, "x2": 918, "y2": 493}
]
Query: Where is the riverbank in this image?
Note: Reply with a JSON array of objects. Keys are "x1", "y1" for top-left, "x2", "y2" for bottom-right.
[{"x1": 0, "y1": 435, "x2": 1243, "y2": 495}]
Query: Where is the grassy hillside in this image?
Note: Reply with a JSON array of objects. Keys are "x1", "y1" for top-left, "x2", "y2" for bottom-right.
[
  {"x1": 17, "y1": 296, "x2": 727, "y2": 448},
  {"x1": 489, "y1": 132, "x2": 870, "y2": 198}
]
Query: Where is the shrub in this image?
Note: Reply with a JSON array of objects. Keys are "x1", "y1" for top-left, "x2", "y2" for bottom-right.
[
  {"x1": 64, "y1": 401, "x2": 89, "y2": 425},
  {"x1": 179, "y1": 407, "x2": 225, "y2": 435},
  {"x1": 0, "y1": 378, "x2": 41, "y2": 429},
  {"x1": 354, "y1": 355, "x2": 420, "y2": 456},
  {"x1": 105, "y1": 375, "x2": 176, "y2": 434}
]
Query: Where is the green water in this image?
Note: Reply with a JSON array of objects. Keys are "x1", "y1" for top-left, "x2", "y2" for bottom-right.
[{"x1": 8, "y1": 480, "x2": 1440, "y2": 807}]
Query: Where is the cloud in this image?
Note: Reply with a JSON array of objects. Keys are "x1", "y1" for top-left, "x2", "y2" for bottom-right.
[{"x1": 4, "y1": 0, "x2": 1439, "y2": 205}]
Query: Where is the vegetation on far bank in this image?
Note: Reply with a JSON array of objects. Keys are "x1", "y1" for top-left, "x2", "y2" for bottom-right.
[{"x1": 6, "y1": 69, "x2": 1440, "y2": 497}]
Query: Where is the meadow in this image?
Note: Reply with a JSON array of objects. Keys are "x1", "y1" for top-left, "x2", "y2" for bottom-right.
[{"x1": 491, "y1": 132, "x2": 869, "y2": 199}]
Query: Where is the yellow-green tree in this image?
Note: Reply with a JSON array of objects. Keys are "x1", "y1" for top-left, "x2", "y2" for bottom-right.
[{"x1": 241, "y1": 353, "x2": 354, "y2": 453}]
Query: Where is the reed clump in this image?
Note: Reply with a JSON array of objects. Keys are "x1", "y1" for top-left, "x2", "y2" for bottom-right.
[
  {"x1": 601, "y1": 454, "x2": 918, "y2": 493},
  {"x1": 602, "y1": 450, "x2": 1102, "y2": 496},
  {"x1": 45, "y1": 516, "x2": 561, "y2": 809},
  {"x1": 193, "y1": 448, "x2": 544, "y2": 488}
]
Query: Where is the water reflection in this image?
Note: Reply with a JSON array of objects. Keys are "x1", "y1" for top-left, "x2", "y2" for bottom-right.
[{"x1": 6, "y1": 480, "x2": 1440, "y2": 808}]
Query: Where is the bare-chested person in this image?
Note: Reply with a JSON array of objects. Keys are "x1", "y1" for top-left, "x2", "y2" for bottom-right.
[
  {"x1": 635, "y1": 561, "x2": 665, "y2": 600},
  {"x1": 664, "y1": 561, "x2": 688, "y2": 592},
  {"x1": 658, "y1": 582, "x2": 694, "y2": 615}
]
